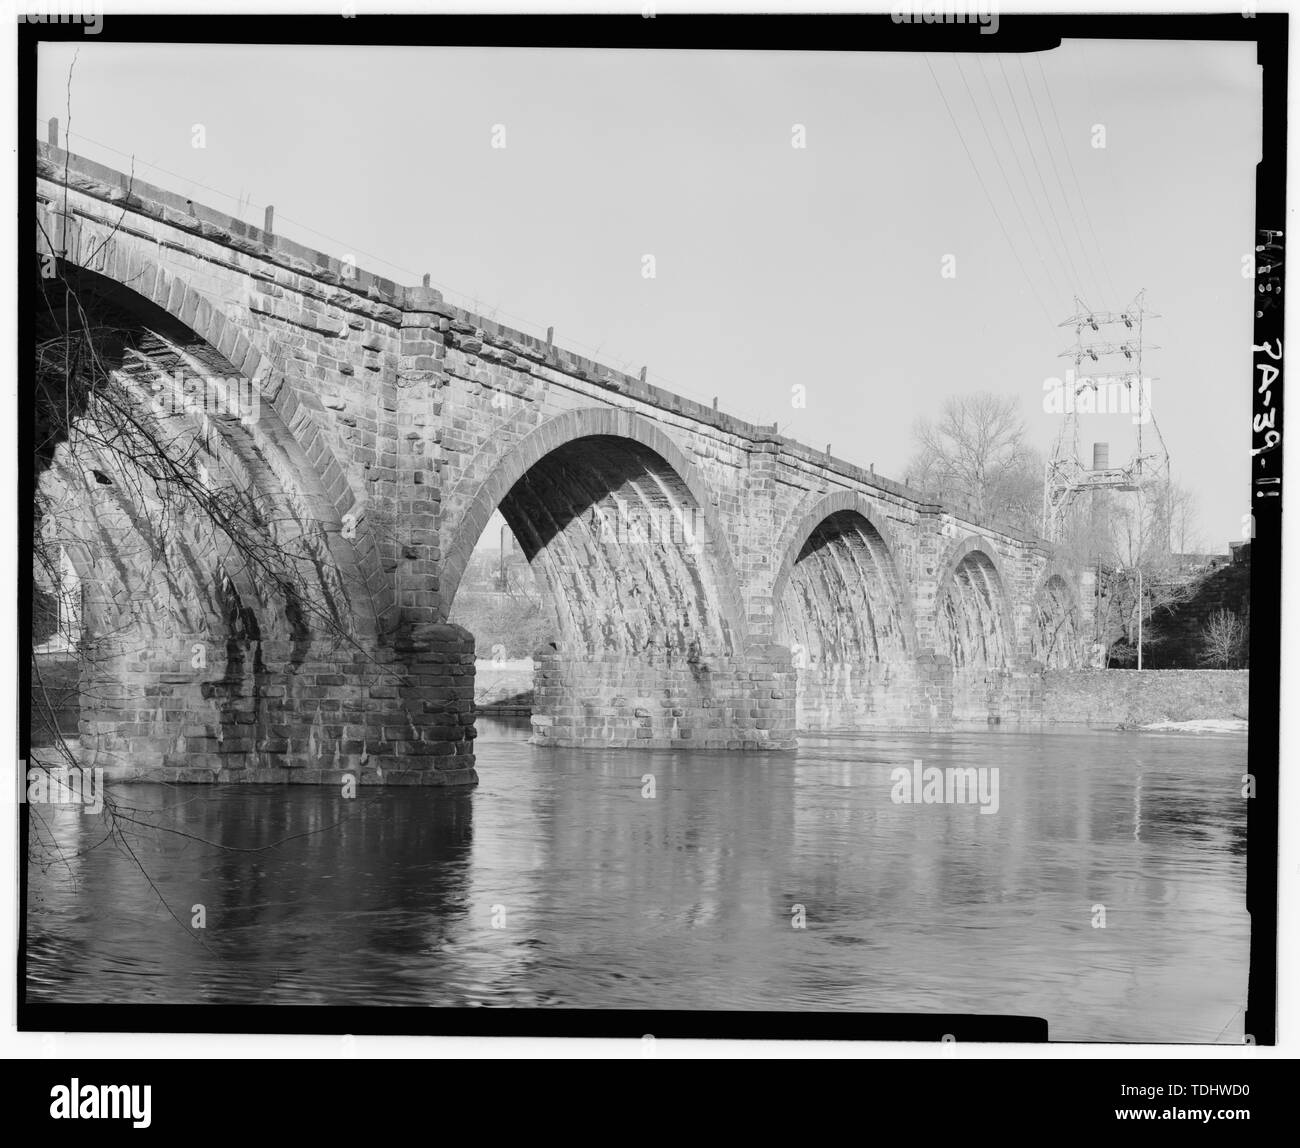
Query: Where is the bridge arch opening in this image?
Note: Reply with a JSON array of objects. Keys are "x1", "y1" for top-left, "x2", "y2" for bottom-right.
[
  {"x1": 446, "y1": 417, "x2": 790, "y2": 749},
  {"x1": 935, "y1": 542, "x2": 1015, "y2": 721},
  {"x1": 1031, "y1": 573, "x2": 1084, "y2": 669},
  {"x1": 936, "y1": 547, "x2": 1010, "y2": 669},
  {"x1": 445, "y1": 514, "x2": 552, "y2": 722},
  {"x1": 494, "y1": 434, "x2": 735, "y2": 661},
  {"x1": 774, "y1": 507, "x2": 914, "y2": 729}
]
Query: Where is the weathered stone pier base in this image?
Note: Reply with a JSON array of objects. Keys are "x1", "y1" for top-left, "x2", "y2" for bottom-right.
[
  {"x1": 76, "y1": 625, "x2": 477, "y2": 786},
  {"x1": 795, "y1": 659, "x2": 925, "y2": 729},
  {"x1": 789, "y1": 657, "x2": 1047, "y2": 732},
  {"x1": 950, "y1": 666, "x2": 1045, "y2": 725},
  {"x1": 530, "y1": 646, "x2": 797, "y2": 749}
]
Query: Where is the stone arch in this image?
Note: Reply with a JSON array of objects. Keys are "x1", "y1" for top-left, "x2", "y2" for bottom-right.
[
  {"x1": 933, "y1": 534, "x2": 1016, "y2": 669},
  {"x1": 770, "y1": 492, "x2": 914, "y2": 634},
  {"x1": 32, "y1": 261, "x2": 382, "y2": 771},
  {"x1": 768, "y1": 493, "x2": 917, "y2": 729},
  {"x1": 41, "y1": 253, "x2": 379, "y2": 637},
  {"x1": 441, "y1": 407, "x2": 750, "y2": 656},
  {"x1": 1030, "y1": 570, "x2": 1084, "y2": 669}
]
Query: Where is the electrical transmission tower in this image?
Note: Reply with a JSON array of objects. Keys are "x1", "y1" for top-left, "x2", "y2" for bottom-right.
[{"x1": 1041, "y1": 290, "x2": 1171, "y2": 541}]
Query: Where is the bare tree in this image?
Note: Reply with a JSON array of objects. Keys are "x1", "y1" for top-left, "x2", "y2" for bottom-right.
[
  {"x1": 1199, "y1": 608, "x2": 1248, "y2": 669},
  {"x1": 1167, "y1": 480, "x2": 1202, "y2": 555},
  {"x1": 904, "y1": 392, "x2": 1043, "y2": 533}
]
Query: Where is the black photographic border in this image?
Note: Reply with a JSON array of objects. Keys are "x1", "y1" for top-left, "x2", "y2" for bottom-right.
[{"x1": 15, "y1": 8, "x2": 1285, "y2": 1046}]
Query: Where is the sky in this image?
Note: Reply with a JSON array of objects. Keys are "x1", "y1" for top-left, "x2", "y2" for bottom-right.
[{"x1": 37, "y1": 38, "x2": 1261, "y2": 549}]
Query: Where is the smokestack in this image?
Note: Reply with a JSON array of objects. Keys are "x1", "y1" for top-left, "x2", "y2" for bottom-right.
[{"x1": 1092, "y1": 442, "x2": 1110, "y2": 471}]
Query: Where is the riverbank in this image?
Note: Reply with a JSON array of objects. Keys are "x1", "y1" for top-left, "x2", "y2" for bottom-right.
[
  {"x1": 1042, "y1": 669, "x2": 1249, "y2": 729},
  {"x1": 474, "y1": 658, "x2": 534, "y2": 714},
  {"x1": 1140, "y1": 718, "x2": 1249, "y2": 733}
]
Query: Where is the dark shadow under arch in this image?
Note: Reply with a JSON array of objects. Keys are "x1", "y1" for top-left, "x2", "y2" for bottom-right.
[{"x1": 38, "y1": 260, "x2": 379, "y2": 638}]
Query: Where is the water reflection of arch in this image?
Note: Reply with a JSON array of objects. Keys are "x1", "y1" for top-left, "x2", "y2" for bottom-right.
[
  {"x1": 933, "y1": 534, "x2": 1016, "y2": 668},
  {"x1": 203, "y1": 788, "x2": 476, "y2": 1000}
]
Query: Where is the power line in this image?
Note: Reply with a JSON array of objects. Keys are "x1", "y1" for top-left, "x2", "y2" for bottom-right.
[
  {"x1": 971, "y1": 55, "x2": 1075, "y2": 305},
  {"x1": 1013, "y1": 60, "x2": 1108, "y2": 300},
  {"x1": 1029, "y1": 55, "x2": 1122, "y2": 307},
  {"x1": 924, "y1": 56, "x2": 1056, "y2": 325},
  {"x1": 952, "y1": 54, "x2": 1072, "y2": 319},
  {"x1": 1076, "y1": 42, "x2": 1141, "y2": 281},
  {"x1": 1011, "y1": 56, "x2": 1113, "y2": 310},
  {"x1": 993, "y1": 55, "x2": 1107, "y2": 308}
]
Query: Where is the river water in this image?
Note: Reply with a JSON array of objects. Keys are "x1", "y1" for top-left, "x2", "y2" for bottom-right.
[{"x1": 25, "y1": 719, "x2": 1249, "y2": 1043}]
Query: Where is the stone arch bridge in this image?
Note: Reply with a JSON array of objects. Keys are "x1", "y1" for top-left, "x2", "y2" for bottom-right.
[{"x1": 32, "y1": 143, "x2": 1091, "y2": 786}]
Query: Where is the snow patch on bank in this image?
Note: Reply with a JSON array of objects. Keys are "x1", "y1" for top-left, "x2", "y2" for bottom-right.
[{"x1": 1139, "y1": 718, "x2": 1248, "y2": 733}]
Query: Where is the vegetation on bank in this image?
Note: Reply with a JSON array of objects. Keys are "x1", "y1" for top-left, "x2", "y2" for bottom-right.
[
  {"x1": 1041, "y1": 668, "x2": 1249, "y2": 728},
  {"x1": 902, "y1": 390, "x2": 1249, "y2": 671},
  {"x1": 449, "y1": 588, "x2": 556, "y2": 661}
]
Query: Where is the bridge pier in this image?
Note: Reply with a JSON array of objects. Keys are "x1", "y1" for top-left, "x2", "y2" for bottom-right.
[
  {"x1": 949, "y1": 664, "x2": 1045, "y2": 725},
  {"x1": 793, "y1": 658, "x2": 926, "y2": 729},
  {"x1": 77, "y1": 627, "x2": 477, "y2": 786},
  {"x1": 530, "y1": 645, "x2": 796, "y2": 750}
]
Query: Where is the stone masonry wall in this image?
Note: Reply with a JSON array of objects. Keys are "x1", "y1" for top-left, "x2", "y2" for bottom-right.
[
  {"x1": 795, "y1": 659, "x2": 923, "y2": 729},
  {"x1": 77, "y1": 626, "x2": 476, "y2": 786},
  {"x1": 531, "y1": 646, "x2": 796, "y2": 750},
  {"x1": 1042, "y1": 669, "x2": 1249, "y2": 727}
]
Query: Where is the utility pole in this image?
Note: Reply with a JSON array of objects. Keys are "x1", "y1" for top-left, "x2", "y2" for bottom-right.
[
  {"x1": 1043, "y1": 292, "x2": 1171, "y2": 670},
  {"x1": 1136, "y1": 479, "x2": 1144, "y2": 670},
  {"x1": 1137, "y1": 565, "x2": 1143, "y2": 670},
  {"x1": 1042, "y1": 291, "x2": 1168, "y2": 542}
]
